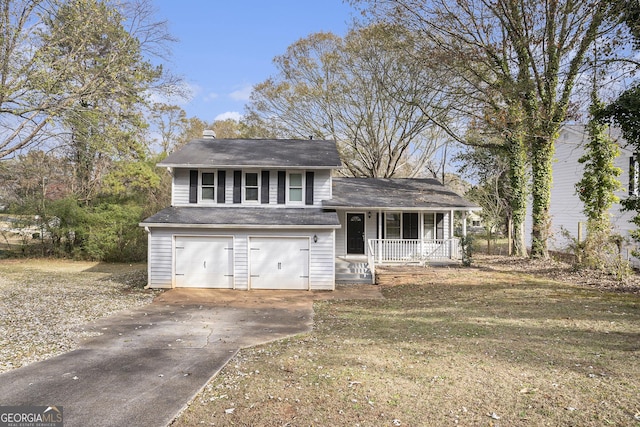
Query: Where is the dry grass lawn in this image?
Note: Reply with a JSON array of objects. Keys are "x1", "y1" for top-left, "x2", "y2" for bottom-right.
[
  {"x1": 0, "y1": 259, "x2": 158, "y2": 372},
  {"x1": 175, "y1": 260, "x2": 640, "y2": 427}
]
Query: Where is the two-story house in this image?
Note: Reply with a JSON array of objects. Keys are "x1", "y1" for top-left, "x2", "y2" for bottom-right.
[{"x1": 140, "y1": 136, "x2": 478, "y2": 290}]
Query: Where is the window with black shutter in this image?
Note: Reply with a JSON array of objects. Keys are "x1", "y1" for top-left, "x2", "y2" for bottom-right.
[
  {"x1": 233, "y1": 170, "x2": 241, "y2": 203},
  {"x1": 217, "y1": 170, "x2": 226, "y2": 203},
  {"x1": 305, "y1": 171, "x2": 314, "y2": 205},
  {"x1": 261, "y1": 171, "x2": 270, "y2": 204},
  {"x1": 277, "y1": 171, "x2": 286, "y2": 204},
  {"x1": 189, "y1": 170, "x2": 198, "y2": 203}
]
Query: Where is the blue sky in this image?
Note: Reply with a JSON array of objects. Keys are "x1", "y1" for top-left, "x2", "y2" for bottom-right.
[{"x1": 153, "y1": 0, "x2": 356, "y2": 123}]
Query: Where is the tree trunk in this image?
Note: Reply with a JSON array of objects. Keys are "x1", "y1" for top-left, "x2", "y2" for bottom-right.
[
  {"x1": 507, "y1": 132, "x2": 528, "y2": 257},
  {"x1": 530, "y1": 135, "x2": 554, "y2": 259}
]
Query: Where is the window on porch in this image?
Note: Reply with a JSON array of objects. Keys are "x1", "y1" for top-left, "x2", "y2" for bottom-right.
[
  {"x1": 424, "y1": 212, "x2": 445, "y2": 240},
  {"x1": 378, "y1": 212, "x2": 421, "y2": 239}
]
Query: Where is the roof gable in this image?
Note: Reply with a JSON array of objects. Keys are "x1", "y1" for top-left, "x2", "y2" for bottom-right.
[{"x1": 159, "y1": 138, "x2": 342, "y2": 169}]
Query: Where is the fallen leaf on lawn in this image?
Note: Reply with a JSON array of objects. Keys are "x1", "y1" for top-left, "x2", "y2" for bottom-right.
[
  {"x1": 488, "y1": 412, "x2": 500, "y2": 420},
  {"x1": 519, "y1": 388, "x2": 538, "y2": 394},
  {"x1": 225, "y1": 408, "x2": 235, "y2": 414}
]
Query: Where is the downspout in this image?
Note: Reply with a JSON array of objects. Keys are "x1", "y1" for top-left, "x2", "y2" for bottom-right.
[{"x1": 144, "y1": 226, "x2": 152, "y2": 289}]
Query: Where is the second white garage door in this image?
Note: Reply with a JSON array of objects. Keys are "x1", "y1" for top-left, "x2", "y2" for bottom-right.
[
  {"x1": 175, "y1": 236, "x2": 234, "y2": 288},
  {"x1": 249, "y1": 237, "x2": 309, "y2": 290}
]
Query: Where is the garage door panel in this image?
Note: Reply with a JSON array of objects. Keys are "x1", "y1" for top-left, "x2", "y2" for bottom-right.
[
  {"x1": 250, "y1": 237, "x2": 309, "y2": 290},
  {"x1": 175, "y1": 236, "x2": 233, "y2": 288}
]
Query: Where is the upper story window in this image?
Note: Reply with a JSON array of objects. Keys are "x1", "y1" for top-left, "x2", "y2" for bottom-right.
[
  {"x1": 288, "y1": 173, "x2": 303, "y2": 203},
  {"x1": 245, "y1": 172, "x2": 259, "y2": 202},
  {"x1": 201, "y1": 172, "x2": 215, "y2": 201}
]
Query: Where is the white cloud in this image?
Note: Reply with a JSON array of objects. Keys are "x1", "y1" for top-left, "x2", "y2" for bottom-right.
[
  {"x1": 229, "y1": 84, "x2": 253, "y2": 101},
  {"x1": 214, "y1": 111, "x2": 242, "y2": 122},
  {"x1": 204, "y1": 92, "x2": 219, "y2": 102}
]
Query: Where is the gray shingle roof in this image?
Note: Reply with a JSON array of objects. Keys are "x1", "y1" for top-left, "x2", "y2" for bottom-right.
[
  {"x1": 141, "y1": 206, "x2": 340, "y2": 227},
  {"x1": 159, "y1": 138, "x2": 342, "y2": 168},
  {"x1": 324, "y1": 178, "x2": 479, "y2": 209}
]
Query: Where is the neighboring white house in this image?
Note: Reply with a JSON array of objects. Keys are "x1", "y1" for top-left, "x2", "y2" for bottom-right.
[
  {"x1": 524, "y1": 125, "x2": 639, "y2": 263},
  {"x1": 140, "y1": 136, "x2": 479, "y2": 290}
]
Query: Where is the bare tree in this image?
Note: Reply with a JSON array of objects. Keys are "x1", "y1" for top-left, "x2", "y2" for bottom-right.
[
  {"x1": 0, "y1": 0, "x2": 180, "y2": 159},
  {"x1": 245, "y1": 24, "x2": 456, "y2": 178},
  {"x1": 358, "y1": 0, "x2": 633, "y2": 258}
]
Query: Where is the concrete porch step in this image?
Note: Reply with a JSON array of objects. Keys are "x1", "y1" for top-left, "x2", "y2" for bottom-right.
[{"x1": 335, "y1": 257, "x2": 373, "y2": 284}]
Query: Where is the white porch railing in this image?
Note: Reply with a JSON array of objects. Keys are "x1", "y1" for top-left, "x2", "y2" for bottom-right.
[{"x1": 367, "y1": 238, "x2": 462, "y2": 264}]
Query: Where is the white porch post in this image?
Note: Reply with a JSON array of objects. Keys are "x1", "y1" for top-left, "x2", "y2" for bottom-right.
[
  {"x1": 462, "y1": 211, "x2": 468, "y2": 237},
  {"x1": 450, "y1": 209, "x2": 455, "y2": 259},
  {"x1": 419, "y1": 212, "x2": 424, "y2": 260},
  {"x1": 377, "y1": 209, "x2": 383, "y2": 263}
]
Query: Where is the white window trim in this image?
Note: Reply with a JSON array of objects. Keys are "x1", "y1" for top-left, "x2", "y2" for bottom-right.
[
  {"x1": 199, "y1": 170, "x2": 216, "y2": 204},
  {"x1": 385, "y1": 211, "x2": 401, "y2": 239},
  {"x1": 287, "y1": 171, "x2": 305, "y2": 205},
  {"x1": 423, "y1": 212, "x2": 435, "y2": 239},
  {"x1": 243, "y1": 170, "x2": 260, "y2": 203}
]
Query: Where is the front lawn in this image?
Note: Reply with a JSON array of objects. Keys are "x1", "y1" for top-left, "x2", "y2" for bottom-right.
[{"x1": 175, "y1": 263, "x2": 640, "y2": 426}]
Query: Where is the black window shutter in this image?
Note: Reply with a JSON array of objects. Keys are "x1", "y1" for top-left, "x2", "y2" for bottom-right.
[
  {"x1": 233, "y1": 170, "x2": 242, "y2": 203},
  {"x1": 305, "y1": 171, "x2": 314, "y2": 205},
  {"x1": 261, "y1": 171, "x2": 270, "y2": 204},
  {"x1": 217, "y1": 170, "x2": 226, "y2": 203},
  {"x1": 189, "y1": 170, "x2": 198, "y2": 203},
  {"x1": 403, "y1": 213, "x2": 419, "y2": 239},
  {"x1": 630, "y1": 157, "x2": 637, "y2": 196},
  {"x1": 277, "y1": 171, "x2": 286, "y2": 204},
  {"x1": 436, "y1": 213, "x2": 445, "y2": 240}
]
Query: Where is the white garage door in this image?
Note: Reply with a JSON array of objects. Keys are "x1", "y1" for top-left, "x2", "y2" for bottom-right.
[
  {"x1": 250, "y1": 237, "x2": 309, "y2": 290},
  {"x1": 175, "y1": 236, "x2": 233, "y2": 288}
]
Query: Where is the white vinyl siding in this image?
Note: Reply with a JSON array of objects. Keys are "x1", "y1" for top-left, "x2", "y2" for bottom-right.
[
  {"x1": 172, "y1": 169, "x2": 190, "y2": 206},
  {"x1": 147, "y1": 229, "x2": 174, "y2": 288},
  {"x1": 525, "y1": 127, "x2": 638, "y2": 263},
  {"x1": 314, "y1": 170, "x2": 332, "y2": 206},
  {"x1": 172, "y1": 168, "x2": 332, "y2": 207},
  {"x1": 146, "y1": 228, "x2": 334, "y2": 290}
]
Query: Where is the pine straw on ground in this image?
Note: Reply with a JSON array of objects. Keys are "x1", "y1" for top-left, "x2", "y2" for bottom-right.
[
  {"x1": 376, "y1": 254, "x2": 640, "y2": 295},
  {"x1": 0, "y1": 259, "x2": 159, "y2": 373}
]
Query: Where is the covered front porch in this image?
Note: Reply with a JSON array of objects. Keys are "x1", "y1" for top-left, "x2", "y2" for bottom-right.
[
  {"x1": 334, "y1": 210, "x2": 468, "y2": 283},
  {"x1": 324, "y1": 177, "x2": 480, "y2": 284}
]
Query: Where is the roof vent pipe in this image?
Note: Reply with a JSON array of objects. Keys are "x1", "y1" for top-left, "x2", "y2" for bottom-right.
[{"x1": 203, "y1": 129, "x2": 216, "y2": 139}]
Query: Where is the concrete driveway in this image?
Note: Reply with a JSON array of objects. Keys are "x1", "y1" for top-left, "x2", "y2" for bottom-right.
[{"x1": 0, "y1": 289, "x2": 319, "y2": 427}]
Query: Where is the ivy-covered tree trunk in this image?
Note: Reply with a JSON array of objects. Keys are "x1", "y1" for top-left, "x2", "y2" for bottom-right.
[
  {"x1": 530, "y1": 133, "x2": 555, "y2": 259},
  {"x1": 506, "y1": 132, "x2": 528, "y2": 256},
  {"x1": 576, "y1": 90, "x2": 622, "y2": 269}
]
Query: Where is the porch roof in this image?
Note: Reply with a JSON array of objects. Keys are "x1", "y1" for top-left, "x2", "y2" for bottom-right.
[
  {"x1": 140, "y1": 206, "x2": 340, "y2": 228},
  {"x1": 324, "y1": 178, "x2": 479, "y2": 210}
]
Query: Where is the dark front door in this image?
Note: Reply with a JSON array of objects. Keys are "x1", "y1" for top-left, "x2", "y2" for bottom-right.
[{"x1": 347, "y1": 213, "x2": 365, "y2": 254}]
